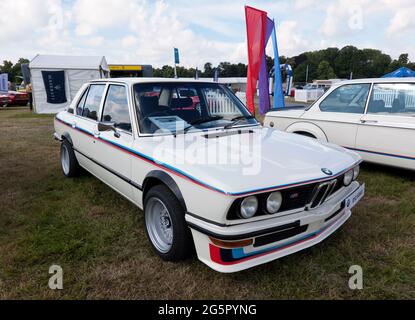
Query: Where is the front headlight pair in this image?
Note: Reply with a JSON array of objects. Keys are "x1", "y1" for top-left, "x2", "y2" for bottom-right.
[
  {"x1": 343, "y1": 165, "x2": 360, "y2": 186},
  {"x1": 239, "y1": 192, "x2": 282, "y2": 219}
]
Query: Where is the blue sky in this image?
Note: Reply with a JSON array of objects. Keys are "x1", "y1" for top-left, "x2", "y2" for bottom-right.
[{"x1": 1, "y1": 0, "x2": 414, "y2": 68}]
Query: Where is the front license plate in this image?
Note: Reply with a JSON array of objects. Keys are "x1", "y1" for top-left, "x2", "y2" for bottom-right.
[{"x1": 345, "y1": 184, "x2": 365, "y2": 210}]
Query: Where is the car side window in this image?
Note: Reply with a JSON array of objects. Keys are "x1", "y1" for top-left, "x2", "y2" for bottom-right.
[
  {"x1": 82, "y1": 84, "x2": 105, "y2": 121},
  {"x1": 367, "y1": 83, "x2": 415, "y2": 116},
  {"x1": 76, "y1": 88, "x2": 89, "y2": 116},
  {"x1": 319, "y1": 84, "x2": 371, "y2": 114},
  {"x1": 101, "y1": 85, "x2": 132, "y2": 132}
]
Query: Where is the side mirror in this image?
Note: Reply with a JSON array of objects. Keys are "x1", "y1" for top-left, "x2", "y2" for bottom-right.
[
  {"x1": 98, "y1": 122, "x2": 115, "y2": 132},
  {"x1": 98, "y1": 122, "x2": 121, "y2": 138}
]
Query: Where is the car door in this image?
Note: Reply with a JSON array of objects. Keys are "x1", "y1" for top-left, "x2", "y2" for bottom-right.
[
  {"x1": 72, "y1": 83, "x2": 106, "y2": 171},
  {"x1": 304, "y1": 83, "x2": 371, "y2": 148},
  {"x1": 93, "y1": 84, "x2": 135, "y2": 201},
  {"x1": 356, "y1": 82, "x2": 415, "y2": 170}
]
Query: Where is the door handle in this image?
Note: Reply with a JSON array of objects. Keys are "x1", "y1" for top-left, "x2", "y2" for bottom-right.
[
  {"x1": 71, "y1": 122, "x2": 76, "y2": 128},
  {"x1": 361, "y1": 120, "x2": 378, "y2": 124},
  {"x1": 93, "y1": 130, "x2": 100, "y2": 137}
]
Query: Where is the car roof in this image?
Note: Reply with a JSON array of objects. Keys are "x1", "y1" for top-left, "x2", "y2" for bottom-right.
[
  {"x1": 332, "y1": 77, "x2": 415, "y2": 87},
  {"x1": 90, "y1": 77, "x2": 217, "y2": 85}
]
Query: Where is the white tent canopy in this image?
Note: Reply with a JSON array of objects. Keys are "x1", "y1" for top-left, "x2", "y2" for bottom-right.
[{"x1": 29, "y1": 54, "x2": 109, "y2": 114}]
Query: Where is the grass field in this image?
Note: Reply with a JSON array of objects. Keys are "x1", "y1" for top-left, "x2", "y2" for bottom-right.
[{"x1": 0, "y1": 108, "x2": 414, "y2": 299}]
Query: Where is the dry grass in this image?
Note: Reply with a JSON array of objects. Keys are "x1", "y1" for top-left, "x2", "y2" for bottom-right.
[{"x1": 0, "y1": 108, "x2": 414, "y2": 299}]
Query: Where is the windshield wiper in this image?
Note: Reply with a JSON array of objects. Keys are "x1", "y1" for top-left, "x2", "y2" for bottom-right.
[
  {"x1": 178, "y1": 116, "x2": 224, "y2": 134},
  {"x1": 223, "y1": 115, "x2": 256, "y2": 129}
]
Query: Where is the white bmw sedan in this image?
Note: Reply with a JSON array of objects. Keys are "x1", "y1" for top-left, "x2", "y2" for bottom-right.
[
  {"x1": 264, "y1": 78, "x2": 415, "y2": 171},
  {"x1": 54, "y1": 78, "x2": 363, "y2": 272}
]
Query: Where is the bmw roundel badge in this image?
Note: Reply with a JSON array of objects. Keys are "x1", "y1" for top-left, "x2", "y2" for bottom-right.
[{"x1": 321, "y1": 168, "x2": 333, "y2": 176}]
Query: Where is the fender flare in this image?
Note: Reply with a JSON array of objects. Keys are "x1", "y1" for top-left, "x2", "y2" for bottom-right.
[
  {"x1": 61, "y1": 132, "x2": 73, "y2": 146},
  {"x1": 142, "y1": 170, "x2": 187, "y2": 211},
  {"x1": 286, "y1": 122, "x2": 328, "y2": 142}
]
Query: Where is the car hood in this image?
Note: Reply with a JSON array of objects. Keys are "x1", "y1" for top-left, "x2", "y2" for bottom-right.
[
  {"x1": 266, "y1": 108, "x2": 306, "y2": 119},
  {"x1": 141, "y1": 127, "x2": 361, "y2": 196}
]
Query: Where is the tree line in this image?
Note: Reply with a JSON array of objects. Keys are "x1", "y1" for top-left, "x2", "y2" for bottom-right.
[
  {"x1": 153, "y1": 46, "x2": 414, "y2": 83},
  {"x1": 0, "y1": 58, "x2": 30, "y2": 83},
  {"x1": 2, "y1": 46, "x2": 414, "y2": 84}
]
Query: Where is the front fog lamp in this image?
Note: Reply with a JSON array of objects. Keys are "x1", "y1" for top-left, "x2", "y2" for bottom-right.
[
  {"x1": 353, "y1": 165, "x2": 360, "y2": 180},
  {"x1": 267, "y1": 192, "x2": 283, "y2": 214},
  {"x1": 240, "y1": 196, "x2": 258, "y2": 219},
  {"x1": 343, "y1": 169, "x2": 354, "y2": 186}
]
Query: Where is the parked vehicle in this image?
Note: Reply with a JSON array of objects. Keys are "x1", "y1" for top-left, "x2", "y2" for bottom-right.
[
  {"x1": 54, "y1": 78, "x2": 364, "y2": 272},
  {"x1": 264, "y1": 78, "x2": 415, "y2": 171},
  {"x1": 0, "y1": 93, "x2": 8, "y2": 107},
  {"x1": 1, "y1": 91, "x2": 29, "y2": 106}
]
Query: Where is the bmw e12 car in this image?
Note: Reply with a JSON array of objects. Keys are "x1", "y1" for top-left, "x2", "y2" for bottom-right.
[{"x1": 54, "y1": 78, "x2": 364, "y2": 272}]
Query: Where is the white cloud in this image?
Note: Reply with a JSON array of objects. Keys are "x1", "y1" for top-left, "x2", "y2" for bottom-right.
[
  {"x1": 0, "y1": 0, "x2": 414, "y2": 66},
  {"x1": 386, "y1": 4, "x2": 415, "y2": 36},
  {"x1": 0, "y1": 0, "x2": 51, "y2": 42},
  {"x1": 276, "y1": 21, "x2": 308, "y2": 56},
  {"x1": 294, "y1": 0, "x2": 315, "y2": 10},
  {"x1": 320, "y1": 0, "x2": 369, "y2": 37},
  {"x1": 73, "y1": 0, "x2": 142, "y2": 36}
]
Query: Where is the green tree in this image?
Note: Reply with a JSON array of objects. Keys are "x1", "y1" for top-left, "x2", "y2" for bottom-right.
[
  {"x1": 0, "y1": 58, "x2": 30, "y2": 83},
  {"x1": 203, "y1": 62, "x2": 213, "y2": 77},
  {"x1": 398, "y1": 53, "x2": 409, "y2": 65},
  {"x1": 317, "y1": 60, "x2": 336, "y2": 79}
]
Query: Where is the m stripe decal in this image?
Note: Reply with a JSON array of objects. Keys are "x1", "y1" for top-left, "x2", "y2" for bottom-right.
[{"x1": 345, "y1": 147, "x2": 415, "y2": 161}]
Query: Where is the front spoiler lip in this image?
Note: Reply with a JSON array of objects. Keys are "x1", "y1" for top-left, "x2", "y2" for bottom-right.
[
  {"x1": 186, "y1": 181, "x2": 361, "y2": 241},
  {"x1": 203, "y1": 208, "x2": 352, "y2": 272}
]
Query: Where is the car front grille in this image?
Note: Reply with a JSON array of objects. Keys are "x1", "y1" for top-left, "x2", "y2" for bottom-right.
[
  {"x1": 278, "y1": 183, "x2": 317, "y2": 212},
  {"x1": 227, "y1": 178, "x2": 345, "y2": 220},
  {"x1": 308, "y1": 179, "x2": 338, "y2": 209}
]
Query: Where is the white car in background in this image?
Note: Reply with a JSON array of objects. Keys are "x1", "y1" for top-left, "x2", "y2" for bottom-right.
[
  {"x1": 264, "y1": 78, "x2": 415, "y2": 171},
  {"x1": 54, "y1": 78, "x2": 364, "y2": 273}
]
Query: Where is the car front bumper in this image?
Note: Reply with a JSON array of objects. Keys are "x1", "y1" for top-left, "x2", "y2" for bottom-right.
[{"x1": 186, "y1": 181, "x2": 364, "y2": 273}]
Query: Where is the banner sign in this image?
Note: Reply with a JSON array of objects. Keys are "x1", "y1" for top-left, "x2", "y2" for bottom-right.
[
  {"x1": 245, "y1": 6, "x2": 267, "y2": 114},
  {"x1": 21, "y1": 63, "x2": 31, "y2": 84},
  {"x1": 245, "y1": 6, "x2": 285, "y2": 114},
  {"x1": 174, "y1": 48, "x2": 180, "y2": 64},
  {"x1": 0, "y1": 73, "x2": 8, "y2": 91},
  {"x1": 271, "y1": 21, "x2": 285, "y2": 109},
  {"x1": 42, "y1": 70, "x2": 67, "y2": 104}
]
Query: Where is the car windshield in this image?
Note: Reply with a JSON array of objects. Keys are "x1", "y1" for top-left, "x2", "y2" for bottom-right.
[{"x1": 133, "y1": 82, "x2": 258, "y2": 134}]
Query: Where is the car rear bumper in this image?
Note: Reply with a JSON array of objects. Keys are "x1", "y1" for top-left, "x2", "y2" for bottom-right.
[{"x1": 186, "y1": 181, "x2": 363, "y2": 273}]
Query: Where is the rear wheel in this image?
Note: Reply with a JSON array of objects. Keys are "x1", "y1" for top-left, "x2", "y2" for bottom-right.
[
  {"x1": 144, "y1": 185, "x2": 194, "y2": 261},
  {"x1": 60, "y1": 140, "x2": 80, "y2": 177}
]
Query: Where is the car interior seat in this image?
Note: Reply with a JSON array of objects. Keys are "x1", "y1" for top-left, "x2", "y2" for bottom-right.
[
  {"x1": 170, "y1": 98, "x2": 199, "y2": 122},
  {"x1": 369, "y1": 100, "x2": 386, "y2": 113},
  {"x1": 392, "y1": 98, "x2": 405, "y2": 113}
]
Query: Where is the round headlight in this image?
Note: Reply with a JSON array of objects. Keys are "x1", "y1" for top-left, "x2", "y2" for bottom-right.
[
  {"x1": 343, "y1": 169, "x2": 354, "y2": 186},
  {"x1": 240, "y1": 196, "x2": 258, "y2": 219},
  {"x1": 353, "y1": 165, "x2": 360, "y2": 180},
  {"x1": 267, "y1": 192, "x2": 283, "y2": 214}
]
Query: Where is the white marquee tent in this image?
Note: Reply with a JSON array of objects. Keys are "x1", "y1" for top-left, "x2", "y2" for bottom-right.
[{"x1": 29, "y1": 55, "x2": 109, "y2": 114}]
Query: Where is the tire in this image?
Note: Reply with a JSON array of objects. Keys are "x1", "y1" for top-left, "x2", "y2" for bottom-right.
[
  {"x1": 144, "y1": 184, "x2": 194, "y2": 261},
  {"x1": 60, "y1": 139, "x2": 80, "y2": 177}
]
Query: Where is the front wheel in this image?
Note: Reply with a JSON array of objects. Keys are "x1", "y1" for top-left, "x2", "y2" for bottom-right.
[{"x1": 144, "y1": 185, "x2": 194, "y2": 261}]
